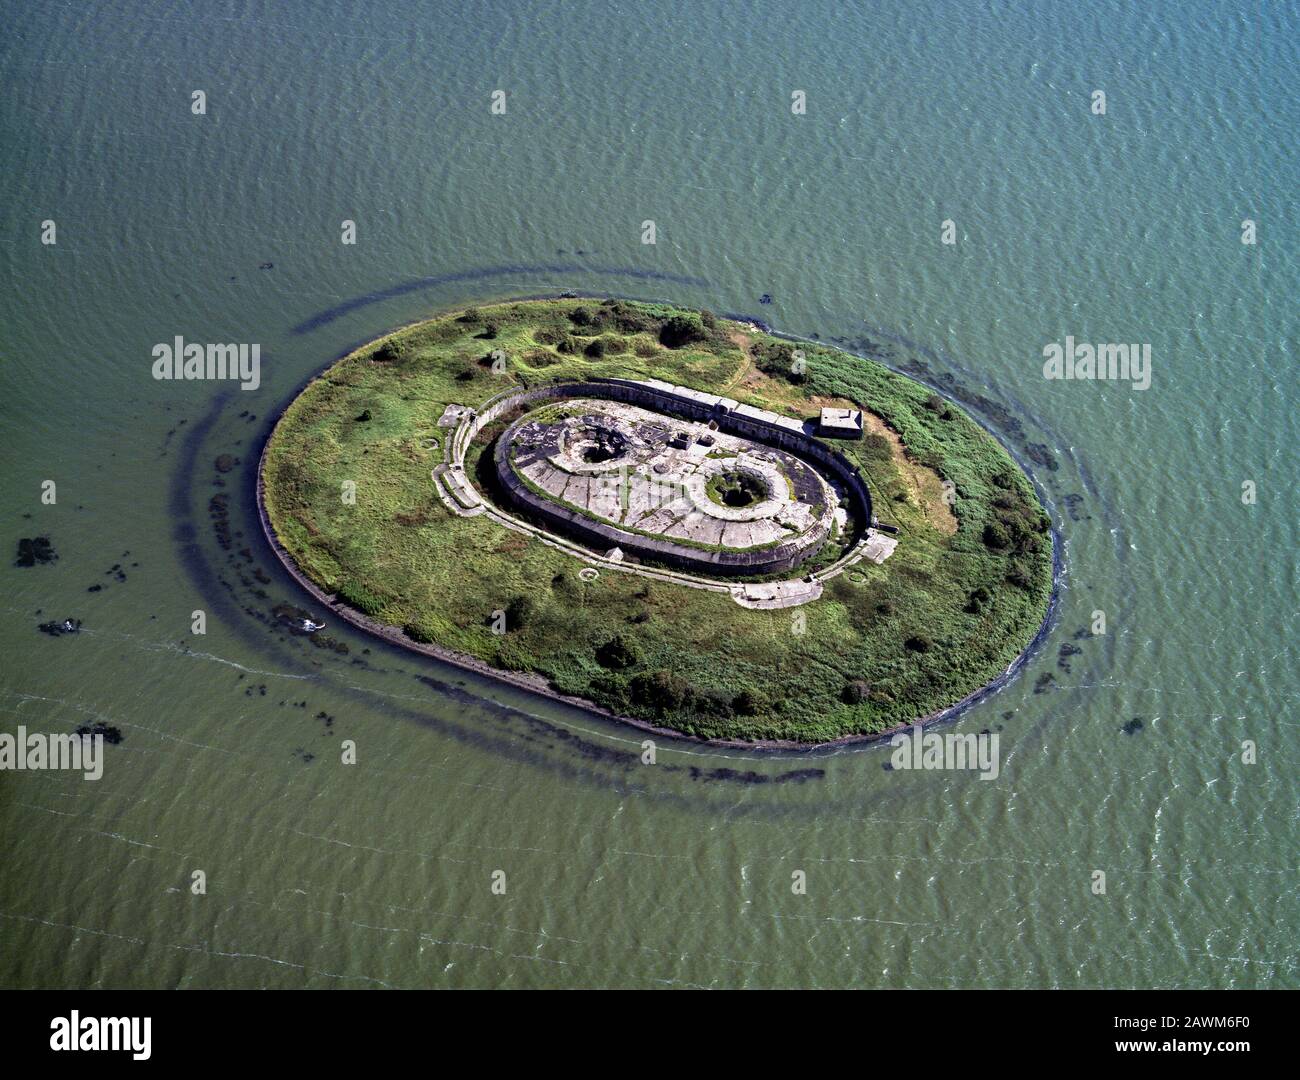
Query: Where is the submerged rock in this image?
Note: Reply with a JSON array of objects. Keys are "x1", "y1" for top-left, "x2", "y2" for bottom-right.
[
  {"x1": 75, "y1": 722, "x2": 123, "y2": 745},
  {"x1": 15, "y1": 536, "x2": 57, "y2": 567},
  {"x1": 272, "y1": 602, "x2": 325, "y2": 633},
  {"x1": 1121, "y1": 718, "x2": 1144, "y2": 735},
  {"x1": 38, "y1": 618, "x2": 81, "y2": 637}
]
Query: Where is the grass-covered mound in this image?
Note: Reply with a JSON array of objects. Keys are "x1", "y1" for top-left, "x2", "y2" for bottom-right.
[{"x1": 262, "y1": 298, "x2": 1052, "y2": 744}]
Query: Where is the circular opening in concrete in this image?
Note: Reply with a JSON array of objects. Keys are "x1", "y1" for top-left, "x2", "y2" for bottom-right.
[
  {"x1": 568, "y1": 425, "x2": 628, "y2": 465},
  {"x1": 707, "y1": 469, "x2": 767, "y2": 508}
]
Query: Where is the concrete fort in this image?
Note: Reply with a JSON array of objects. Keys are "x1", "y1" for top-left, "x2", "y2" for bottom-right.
[{"x1": 464, "y1": 377, "x2": 872, "y2": 578}]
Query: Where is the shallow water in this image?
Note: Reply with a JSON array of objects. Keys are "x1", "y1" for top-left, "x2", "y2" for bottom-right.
[{"x1": 0, "y1": 0, "x2": 1295, "y2": 988}]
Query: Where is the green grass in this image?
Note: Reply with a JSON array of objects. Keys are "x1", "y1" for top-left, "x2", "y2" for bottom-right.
[{"x1": 262, "y1": 298, "x2": 1053, "y2": 743}]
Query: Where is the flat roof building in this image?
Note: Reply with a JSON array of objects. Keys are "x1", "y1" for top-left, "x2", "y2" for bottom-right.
[{"x1": 817, "y1": 407, "x2": 864, "y2": 439}]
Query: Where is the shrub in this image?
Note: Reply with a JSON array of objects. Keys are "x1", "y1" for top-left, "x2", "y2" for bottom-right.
[
  {"x1": 505, "y1": 595, "x2": 535, "y2": 630},
  {"x1": 659, "y1": 313, "x2": 706, "y2": 349},
  {"x1": 604, "y1": 300, "x2": 659, "y2": 334},
  {"x1": 904, "y1": 634, "x2": 933, "y2": 653},
  {"x1": 841, "y1": 680, "x2": 871, "y2": 704},
  {"x1": 596, "y1": 634, "x2": 640, "y2": 670},
  {"x1": 633, "y1": 340, "x2": 658, "y2": 357},
  {"x1": 373, "y1": 340, "x2": 408, "y2": 363},
  {"x1": 753, "y1": 341, "x2": 806, "y2": 384},
  {"x1": 982, "y1": 521, "x2": 1011, "y2": 550},
  {"x1": 629, "y1": 669, "x2": 687, "y2": 715},
  {"x1": 694, "y1": 688, "x2": 735, "y2": 718},
  {"x1": 584, "y1": 338, "x2": 608, "y2": 359},
  {"x1": 569, "y1": 306, "x2": 602, "y2": 328},
  {"x1": 1007, "y1": 560, "x2": 1037, "y2": 590},
  {"x1": 458, "y1": 308, "x2": 481, "y2": 323},
  {"x1": 732, "y1": 689, "x2": 764, "y2": 716},
  {"x1": 965, "y1": 586, "x2": 993, "y2": 614}
]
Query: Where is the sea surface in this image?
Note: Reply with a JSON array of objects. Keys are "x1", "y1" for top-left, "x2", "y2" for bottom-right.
[{"x1": 0, "y1": 0, "x2": 1295, "y2": 988}]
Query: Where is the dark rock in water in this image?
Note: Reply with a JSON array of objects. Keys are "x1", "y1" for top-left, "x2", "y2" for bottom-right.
[
  {"x1": 1033, "y1": 672, "x2": 1056, "y2": 694},
  {"x1": 76, "y1": 722, "x2": 123, "y2": 745},
  {"x1": 87, "y1": 584, "x2": 102, "y2": 593},
  {"x1": 1057, "y1": 642, "x2": 1082, "y2": 672},
  {"x1": 15, "y1": 536, "x2": 57, "y2": 567},
  {"x1": 1121, "y1": 718, "x2": 1144, "y2": 735},
  {"x1": 214, "y1": 453, "x2": 239, "y2": 473},
  {"x1": 758, "y1": 293, "x2": 773, "y2": 305},
  {"x1": 272, "y1": 602, "x2": 324, "y2": 633},
  {"x1": 38, "y1": 618, "x2": 81, "y2": 637},
  {"x1": 259, "y1": 261, "x2": 274, "y2": 270},
  {"x1": 1024, "y1": 442, "x2": 1059, "y2": 472}
]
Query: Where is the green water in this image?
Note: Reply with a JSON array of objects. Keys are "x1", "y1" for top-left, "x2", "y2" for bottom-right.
[{"x1": 1, "y1": 0, "x2": 1294, "y2": 988}]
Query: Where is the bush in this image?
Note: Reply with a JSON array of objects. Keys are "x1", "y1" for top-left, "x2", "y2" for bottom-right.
[
  {"x1": 458, "y1": 307, "x2": 481, "y2": 323},
  {"x1": 1007, "y1": 560, "x2": 1038, "y2": 590},
  {"x1": 505, "y1": 595, "x2": 535, "y2": 630},
  {"x1": 841, "y1": 680, "x2": 871, "y2": 704},
  {"x1": 659, "y1": 313, "x2": 706, "y2": 349},
  {"x1": 904, "y1": 635, "x2": 933, "y2": 653},
  {"x1": 603, "y1": 300, "x2": 660, "y2": 334},
  {"x1": 965, "y1": 586, "x2": 993, "y2": 614},
  {"x1": 584, "y1": 338, "x2": 608, "y2": 359},
  {"x1": 569, "y1": 306, "x2": 602, "y2": 328},
  {"x1": 694, "y1": 688, "x2": 735, "y2": 718},
  {"x1": 732, "y1": 689, "x2": 764, "y2": 716},
  {"x1": 633, "y1": 340, "x2": 658, "y2": 357},
  {"x1": 924, "y1": 394, "x2": 954, "y2": 419},
  {"x1": 373, "y1": 340, "x2": 408, "y2": 363},
  {"x1": 629, "y1": 669, "x2": 687, "y2": 715},
  {"x1": 982, "y1": 522, "x2": 1011, "y2": 550},
  {"x1": 596, "y1": 634, "x2": 640, "y2": 670},
  {"x1": 752, "y1": 341, "x2": 806, "y2": 384}
]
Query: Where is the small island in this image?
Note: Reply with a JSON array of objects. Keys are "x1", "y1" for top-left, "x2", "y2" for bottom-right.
[{"x1": 259, "y1": 299, "x2": 1053, "y2": 745}]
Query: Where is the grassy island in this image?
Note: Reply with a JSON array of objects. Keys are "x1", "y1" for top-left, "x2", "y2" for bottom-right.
[{"x1": 261, "y1": 298, "x2": 1053, "y2": 745}]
